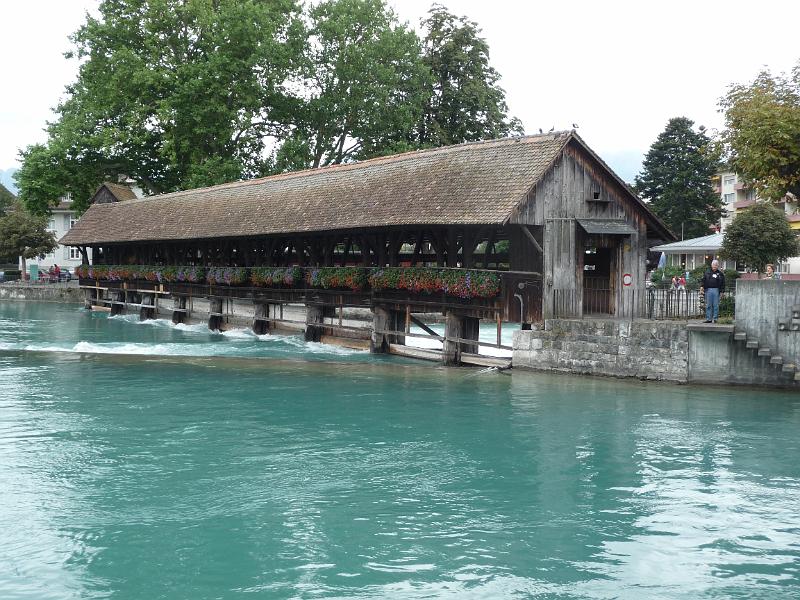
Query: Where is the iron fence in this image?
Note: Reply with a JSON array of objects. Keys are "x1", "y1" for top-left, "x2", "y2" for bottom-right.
[{"x1": 551, "y1": 288, "x2": 735, "y2": 320}]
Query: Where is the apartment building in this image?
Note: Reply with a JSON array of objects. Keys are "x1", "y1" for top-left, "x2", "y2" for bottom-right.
[{"x1": 712, "y1": 171, "x2": 800, "y2": 273}]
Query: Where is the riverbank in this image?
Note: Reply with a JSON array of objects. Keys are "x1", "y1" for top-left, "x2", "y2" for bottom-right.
[{"x1": 0, "y1": 281, "x2": 84, "y2": 303}]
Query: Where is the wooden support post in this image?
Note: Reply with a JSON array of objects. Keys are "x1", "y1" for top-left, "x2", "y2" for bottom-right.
[
  {"x1": 443, "y1": 312, "x2": 480, "y2": 365},
  {"x1": 496, "y1": 312, "x2": 502, "y2": 347},
  {"x1": 461, "y1": 316, "x2": 480, "y2": 355},
  {"x1": 447, "y1": 228, "x2": 458, "y2": 268},
  {"x1": 140, "y1": 293, "x2": 156, "y2": 321},
  {"x1": 305, "y1": 304, "x2": 325, "y2": 342},
  {"x1": 520, "y1": 224, "x2": 543, "y2": 254},
  {"x1": 370, "y1": 306, "x2": 406, "y2": 352},
  {"x1": 409, "y1": 315, "x2": 443, "y2": 341},
  {"x1": 84, "y1": 288, "x2": 94, "y2": 310},
  {"x1": 208, "y1": 297, "x2": 223, "y2": 331},
  {"x1": 172, "y1": 295, "x2": 187, "y2": 324},
  {"x1": 253, "y1": 302, "x2": 270, "y2": 335},
  {"x1": 443, "y1": 311, "x2": 463, "y2": 366},
  {"x1": 110, "y1": 289, "x2": 126, "y2": 316}
]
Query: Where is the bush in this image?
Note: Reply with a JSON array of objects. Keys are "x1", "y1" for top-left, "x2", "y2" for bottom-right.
[
  {"x1": 307, "y1": 267, "x2": 368, "y2": 291},
  {"x1": 206, "y1": 267, "x2": 248, "y2": 286},
  {"x1": 650, "y1": 266, "x2": 685, "y2": 285},
  {"x1": 369, "y1": 267, "x2": 501, "y2": 298},
  {"x1": 250, "y1": 266, "x2": 302, "y2": 287}
]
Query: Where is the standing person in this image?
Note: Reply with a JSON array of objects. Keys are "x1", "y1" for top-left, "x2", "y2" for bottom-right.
[
  {"x1": 701, "y1": 260, "x2": 725, "y2": 323},
  {"x1": 677, "y1": 274, "x2": 686, "y2": 290},
  {"x1": 763, "y1": 264, "x2": 781, "y2": 280},
  {"x1": 53, "y1": 264, "x2": 61, "y2": 281}
]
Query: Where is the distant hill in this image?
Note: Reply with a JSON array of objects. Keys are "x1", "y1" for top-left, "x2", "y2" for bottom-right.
[{"x1": 0, "y1": 168, "x2": 18, "y2": 195}]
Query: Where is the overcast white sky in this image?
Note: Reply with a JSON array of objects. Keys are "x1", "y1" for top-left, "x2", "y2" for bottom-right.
[{"x1": 1, "y1": 0, "x2": 798, "y2": 185}]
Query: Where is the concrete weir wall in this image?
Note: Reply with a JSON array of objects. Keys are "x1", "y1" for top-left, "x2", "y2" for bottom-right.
[
  {"x1": 734, "y1": 280, "x2": 800, "y2": 370},
  {"x1": 0, "y1": 284, "x2": 83, "y2": 304},
  {"x1": 513, "y1": 319, "x2": 689, "y2": 381},
  {"x1": 686, "y1": 325, "x2": 791, "y2": 387},
  {"x1": 514, "y1": 317, "x2": 798, "y2": 388}
]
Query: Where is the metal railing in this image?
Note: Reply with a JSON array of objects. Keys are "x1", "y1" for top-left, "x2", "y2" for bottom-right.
[{"x1": 551, "y1": 288, "x2": 735, "y2": 320}]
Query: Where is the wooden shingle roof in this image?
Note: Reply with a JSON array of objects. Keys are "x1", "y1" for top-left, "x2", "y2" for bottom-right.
[
  {"x1": 62, "y1": 133, "x2": 570, "y2": 245},
  {"x1": 101, "y1": 182, "x2": 138, "y2": 202},
  {"x1": 62, "y1": 132, "x2": 671, "y2": 245}
]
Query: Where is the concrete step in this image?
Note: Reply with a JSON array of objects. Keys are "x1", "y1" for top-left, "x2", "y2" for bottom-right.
[
  {"x1": 734, "y1": 332, "x2": 747, "y2": 341},
  {"x1": 758, "y1": 348, "x2": 772, "y2": 357},
  {"x1": 746, "y1": 340, "x2": 759, "y2": 349},
  {"x1": 782, "y1": 363, "x2": 796, "y2": 374},
  {"x1": 770, "y1": 355, "x2": 784, "y2": 365}
]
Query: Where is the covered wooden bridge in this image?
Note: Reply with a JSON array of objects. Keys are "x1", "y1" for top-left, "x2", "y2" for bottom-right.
[{"x1": 61, "y1": 131, "x2": 673, "y2": 365}]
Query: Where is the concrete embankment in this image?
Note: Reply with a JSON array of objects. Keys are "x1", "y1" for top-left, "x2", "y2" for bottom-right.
[{"x1": 0, "y1": 283, "x2": 84, "y2": 304}]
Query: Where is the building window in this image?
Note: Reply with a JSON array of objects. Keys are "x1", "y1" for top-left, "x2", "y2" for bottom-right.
[
  {"x1": 48, "y1": 218, "x2": 56, "y2": 230},
  {"x1": 69, "y1": 247, "x2": 81, "y2": 260},
  {"x1": 69, "y1": 218, "x2": 78, "y2": 229},
  {"x1": 723, "y1": 193, "x2": 734, "y2": 205},
  {"x1": 723, "y1": 175, "x2": 736, "y2": 186}
]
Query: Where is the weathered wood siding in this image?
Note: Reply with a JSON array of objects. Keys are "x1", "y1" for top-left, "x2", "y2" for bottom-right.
[
  {"x1": 92, "y1": 187, "x2": 120, "y2": 205},
  {"x1": 509, "y1": 141, "x2": 648, "y2": 318}
]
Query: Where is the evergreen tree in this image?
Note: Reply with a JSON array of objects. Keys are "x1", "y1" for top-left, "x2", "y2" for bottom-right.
[
  {"x1": 0, "y1": 183, "x2": 15, "y2": 215},
  {"x1": 417, "y1": 4, "x2": 522, "y2": 146},
  {"x1": 721, "y1": 203, "x2": 799, "y2": 273},
  {"x1": 634, "y1": 117, "x2": 721, "y2": 240}
]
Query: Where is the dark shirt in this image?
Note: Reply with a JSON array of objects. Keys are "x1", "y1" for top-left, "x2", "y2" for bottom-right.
[{"x1": 701, "y1": 269, "x2": 725, "y2": 293}]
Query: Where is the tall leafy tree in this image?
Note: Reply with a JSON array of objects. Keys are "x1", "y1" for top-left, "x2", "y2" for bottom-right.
[
  {"x1": 273, "y1": 0, "x2": 429, "y2": 170},
  {"x1": 721, "y1": 203, "x2": 799, "y2": 272},
  {"x1": 416, "y1": 4, "x2": 522, "y2": 146},
  {"x1": 634, "y1": 117, "x2": 721, "y2": 240},
  {"x1": 16, "y1": 0, "x2": 303, "y2": 215},
  {"x1": 720, "y1": 64, "x2": 800, "y2": 201},
  {"x1": 0, "y1": 206, "x2": 58, "y2": 273}
]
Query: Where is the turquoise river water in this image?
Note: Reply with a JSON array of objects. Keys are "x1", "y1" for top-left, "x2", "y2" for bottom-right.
[{"x1": 1, "y1": 301, "x2": 799, "y2": 599}]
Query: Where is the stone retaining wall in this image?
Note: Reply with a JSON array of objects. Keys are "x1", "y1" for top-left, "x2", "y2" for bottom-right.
[
  {"x1": 0, "y1": 284, "x2": 83, "y2": 304},
  {"x1": 513, "y1": 319, "x2": 689, "y2": 381}
]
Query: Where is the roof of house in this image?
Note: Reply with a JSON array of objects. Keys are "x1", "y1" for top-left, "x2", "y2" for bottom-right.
[
  {"x1": 62, "y1": 132, "x2": 672, "y2": 246},
  {"x1": 651, "y1": 233, "x2": 723, "y2": 253},
  {"x1": 99, "y1": 182, "x2": 138, "y2": 202}
]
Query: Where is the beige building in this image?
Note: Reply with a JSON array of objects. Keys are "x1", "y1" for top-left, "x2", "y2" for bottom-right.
[
  {"x1": 23, "y1": 183, "x2": 139, "y2": 275},
  {"x1": 712, "y1": 171, "x2": 800, "y2": 274}
]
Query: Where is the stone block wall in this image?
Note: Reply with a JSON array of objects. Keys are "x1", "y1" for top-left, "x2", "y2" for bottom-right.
[{"x1": 513, "y1": 319, "x2": 689, "y2": 381}]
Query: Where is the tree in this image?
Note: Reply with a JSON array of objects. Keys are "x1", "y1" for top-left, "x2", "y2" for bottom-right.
[
  {"x1": 417, "y1": 4, "x2": 522, "y2": 146},
  {"x1": 0, "y1": 206, "x2": 58, "y2": 273},
  {"x1": 16, "y1": 0, "x2": 521, "y2": 211},
  {"x1": 634, "y1": 117, "x2": 722, "y2": 239},
  {"x1": 721, "y1": 203, "x2": 799, "y2": 272},
  {"x1": 273, "y1": 0, "x2": 429, "y2": 170},
  {"x1": 720, "y1": 64, "x2": 800, "y2": 201},
  {"x1": 0, "y1": 183, "x2": 15, "y2": 214},
  {"x1": 16, "y1": 0, "x2": 303, "y2": 215}
]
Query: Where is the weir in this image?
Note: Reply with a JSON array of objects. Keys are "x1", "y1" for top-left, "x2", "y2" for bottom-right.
[{"x1": 62, "y1": 132, "x2": 676, "y2": 367}]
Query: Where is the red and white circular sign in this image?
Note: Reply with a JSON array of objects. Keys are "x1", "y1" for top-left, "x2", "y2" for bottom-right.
[{"x1": 622, "y1": 273, "x2": 633, "y2": 287}]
